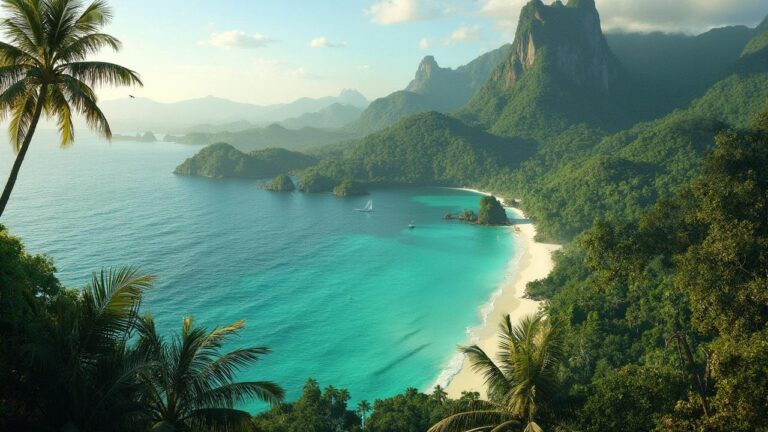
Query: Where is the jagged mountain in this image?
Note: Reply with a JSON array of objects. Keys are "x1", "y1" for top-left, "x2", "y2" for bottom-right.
[
  {"x1": 458, "y1": 0, "x2": 629, "y2": 139},
  {"x1": 99, "y1": 89, "x2": 368, "y2": 133},
  {"x1": 346, "y1": 44, "x2": 511, "y2": 135}
]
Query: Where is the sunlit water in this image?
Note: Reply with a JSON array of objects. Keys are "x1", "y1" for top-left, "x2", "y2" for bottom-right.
[{"x1": 0, "y1": 130, "x2": 517, "y2": 408}]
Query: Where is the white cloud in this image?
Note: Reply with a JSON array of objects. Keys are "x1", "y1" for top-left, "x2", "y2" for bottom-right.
[
  {"x1": 208, "y1": 31, "x2": 273, "y2": 49},
  {"x1": 445, "y1": 25, "x2": 482, "y2": 45},
  {"x1": 309, "y1": 36, "x2": 347, "y2": 49},
  {"x1": 365, "y1": 0, "x2": 445, "y2": 25},
  {"x1": 419, "y1": 38, "x2": 430, "y2": 49},
  {"x1": 478, "y1": 0, "x2": 766, "y2": 36},
  {"x1": 358, "y1": 65, "x2": 372, "y2": 71}
]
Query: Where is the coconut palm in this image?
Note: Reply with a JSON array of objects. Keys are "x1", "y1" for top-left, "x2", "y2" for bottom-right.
[
  {"x1": 431, "y1": 385, "x2": 448, "y2": 405},
  {"x1": 0, "y1": 0, "x2": 142, "y2": 217},
  {"x1": 357, "y1": 400, "x2": 371, "y2": 429},
  {"x1": 429, "y1": 313, "x2": 564, "y2": 432},
  {"x1": 137, "y1": 315, "x2": 285, "y2": 432},
  {"x1": 30, "y1": 267, "x2": 156, "y2": 431}
]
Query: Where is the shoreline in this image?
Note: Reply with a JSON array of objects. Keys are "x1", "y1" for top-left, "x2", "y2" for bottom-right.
[{"x1": 438, "y1": 188, "x2": 561, "y2": 398}]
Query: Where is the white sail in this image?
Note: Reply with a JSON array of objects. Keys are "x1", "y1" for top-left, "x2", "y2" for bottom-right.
[{"x1": 356, "y1": 200, "x2": 374, "y2": 212}]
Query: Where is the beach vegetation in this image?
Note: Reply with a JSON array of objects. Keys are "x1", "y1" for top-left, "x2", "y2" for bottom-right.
[
  {"x1": 0, "y1": 0, "x2": 142, "y2": 218},
  {"x1": 429, "y1": 313, "x2": 564, "y2": 432}
]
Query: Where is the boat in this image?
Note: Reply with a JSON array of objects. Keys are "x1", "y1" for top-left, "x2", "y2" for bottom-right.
[
  {"x1": 355, "y1": 200, "x2": 374, "y2": 213},
  {"x1": 408, "y1": 221, "x2": 416, "y2": 229}
]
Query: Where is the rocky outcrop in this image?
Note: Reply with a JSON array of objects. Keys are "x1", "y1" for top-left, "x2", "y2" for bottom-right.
[{"x1": 495, "y1": 0, "x2": 620, "y2": 93}]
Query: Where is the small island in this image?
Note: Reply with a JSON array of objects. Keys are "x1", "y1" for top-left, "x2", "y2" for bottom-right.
[
  {"x1": 113, "y1": 131, "x2": 157, "y2": 143},
  {"x1": 298, "y1": 172, "x2": 336, "y2": 193},
  {"x1": 264, "y1": 175, "x2": 296, "y2": 192},
  {"x1": 174, "y1": 143, "x2": 317, "y2": 179},
  {"x1": 444, "y1": 196, "x2": 509, "y2": 226},
  {"x1": 332, "y1": 179, "x2": 368, "y2": 197}
]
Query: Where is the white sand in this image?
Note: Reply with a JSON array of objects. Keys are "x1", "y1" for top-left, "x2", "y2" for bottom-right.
[{"x1": 442, "y1": 188, "x2": 561, "y2": 399}]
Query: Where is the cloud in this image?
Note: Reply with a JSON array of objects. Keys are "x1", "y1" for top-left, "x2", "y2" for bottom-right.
[
  {"x1": 365, "y1": 0, "x2": 446, "y2": 25},
  {"x1": 478, "y1": 0, "x2": 766, "y2": 35},
  {"x1": 445, "y1": 25, "x2": 482, "y2": 45},
  {"x1": 208, "y1": 31, "x2": 274, "y2": 48},
  {"x1": 419, "y1": 38, "x2": 430, "y2": 49},
  {"x1": 358, "y1": 65, "x2": 372, "y2": 71},
  {"x1": 309, "y1": 36, "x2": 347, "y2": 48}
]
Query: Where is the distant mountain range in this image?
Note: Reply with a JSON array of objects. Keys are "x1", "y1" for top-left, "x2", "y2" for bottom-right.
[{"x1": 98, "y1": 89, "x2": 368, "y2": 133}]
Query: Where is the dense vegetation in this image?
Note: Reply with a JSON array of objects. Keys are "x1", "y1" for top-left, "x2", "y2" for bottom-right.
[
  {"x1": 333, "y1": 179, "x2": 368, "y2": 197},
  {"x1": 521, "y1": 114, "x2": 768, "y2": 431},
  {"x1": 264, "y1": 174, "x2": 296, "y2": 192},
  {"x1": 477, "y1": 196, "x2": 508, "y2": 225},
  {"x1": 175, "y1": 144, "x2": 317, "y2": 179},
  {"x1": 0, "y1": 228, "x2": 283, "y2": 431}
]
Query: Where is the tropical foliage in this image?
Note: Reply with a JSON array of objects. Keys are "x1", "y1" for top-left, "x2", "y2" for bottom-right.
[
  {"x1": 175, "y1": 143, "x2": 317, "y2": 179},
  {"x1": 0, "y1": 0, "x2": 142, "y2": 217},
  {"x1": 0, "y1": 227, "x2": 283, "y2": 431}
]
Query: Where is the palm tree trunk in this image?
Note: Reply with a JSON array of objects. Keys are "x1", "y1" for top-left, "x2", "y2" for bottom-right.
[{"x1": 0, "y1": 86, "x2": 47, "y2": 219}]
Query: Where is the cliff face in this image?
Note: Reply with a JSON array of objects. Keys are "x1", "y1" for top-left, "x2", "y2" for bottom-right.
[
  {"x1": 496, "y1": 0, "x2": 620, "y2": 92},
  {"x1": 458, "y1": 0, "x2": 630, "y2": 139}
]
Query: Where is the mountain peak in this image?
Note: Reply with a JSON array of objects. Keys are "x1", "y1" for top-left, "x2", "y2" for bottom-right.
[
  {"x1": 567, "y1": 0, "x2": 596, "y2": 9},
  {"x1": 338, "y1": 89, "x2": 368, "y2": 107},
  {"x1": 503, "y1": 0, "x2": 617, "y2": 92},
  {"x1": 758, "y1": 15, "x2": 768, "y2": 32}
]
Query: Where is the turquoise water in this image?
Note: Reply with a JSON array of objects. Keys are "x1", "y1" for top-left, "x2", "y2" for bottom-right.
[{"x1": 0, "y1": 130, "x2": 516, "y2": 407}]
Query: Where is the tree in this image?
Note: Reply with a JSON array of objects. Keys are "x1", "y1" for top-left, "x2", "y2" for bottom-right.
[
  {"x1": 0, "y1": 0, "x2": 142, "y2": 217},
  {"x1": 357, "y1": 400, "x2": 371, "y2": 429},
  {"x1": 429, "y1": 313, "x2": 564, "y2": 432},
  {"x1": 137, "y1": 316, "x2": 284, "y2": 431},
  {"x1": 431, "y1": 386, "x2": 448, "y2": 405}
]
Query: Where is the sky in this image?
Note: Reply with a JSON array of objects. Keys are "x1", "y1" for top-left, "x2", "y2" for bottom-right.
[{"x1": 78, "y1": 0, "x2": 768, "y2": 105}]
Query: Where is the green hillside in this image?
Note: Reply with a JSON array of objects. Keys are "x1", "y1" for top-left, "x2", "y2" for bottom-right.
[
  {"x1": 166, "y1": 124, "x2": 355, "y2": 152},
  {"x1": 346, "y1": 45, "x2": 511, "y2": 135},
  {"x1": 174, "y1": 143, "x2": 317, "y2": 179},
  {"x1": 311, "y1": 112, "x2": 535, "y2": 187}
]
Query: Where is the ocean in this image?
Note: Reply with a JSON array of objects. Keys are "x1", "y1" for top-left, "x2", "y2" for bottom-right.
[{"x1": 0, "y1": 130, "x2": 517, "y2": 408}]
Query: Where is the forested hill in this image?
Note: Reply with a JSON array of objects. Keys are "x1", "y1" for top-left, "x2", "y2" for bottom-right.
[
  {"x1": 345, "y1": 44, "x2": 511, "y2": 135},
  {"x1": 305, "y1": 1, "x2": 768, "y2": 244}
]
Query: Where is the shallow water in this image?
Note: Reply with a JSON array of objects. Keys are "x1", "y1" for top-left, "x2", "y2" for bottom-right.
[{"x1": 0, "y1": 130, "x2": 516, "y2": 408}]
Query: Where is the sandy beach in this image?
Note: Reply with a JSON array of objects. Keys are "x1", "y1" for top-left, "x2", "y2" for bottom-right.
[{"x1": 443, "y1": 189, "x2": 561, "y2": 399}]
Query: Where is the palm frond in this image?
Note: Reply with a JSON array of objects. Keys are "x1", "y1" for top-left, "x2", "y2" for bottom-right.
[
  {"x1": 428, "y1": 410, "x2": 516, "y2": 432},
  {"x1": 195, "y1": 346, "x2": 270, "y2": 389},
  {"x1": 1, "y1": 0, "x2": 44, "y2": 53},
  {"x1": 59, "y1": 74, "x2": 110, "y2": 138},
  {"x1": 7, "y1": 85, "x2": 37, "y2": 150},
  {"x1": 80, "y1": 267, "x2": 155, "y2": 351},
  {"x1": 62, "y1": 60, "x2": 142, "y2": 88},
  {"x1": 0, "y1": 41, "x2": 39, "y2": 66},
  {"x1": 194, "y1": 381, "x2": 284, "y2": 408},
  {"x1": 461, "y1": 344, "x2": 512, "y2": 401},
  {"x1": 45, "y1": 85, "x2": 74, "y2": 146},
  {"x1": 54, "y1": 32, "x2": 120, "y2": 63}
]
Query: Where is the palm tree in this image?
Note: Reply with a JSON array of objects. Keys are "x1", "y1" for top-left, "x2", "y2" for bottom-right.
[
  {"x1": 357, "y1": 400, "x2": 371, "y2": 429},
  {"x1": 429, "y1": 313, "x2": 564, "y2": 432},
  {"x1": 137, "y1": 315, "x2": 285, "y2": 432},
  {"x1": 30, "y1": 267, "x2": 156, "y2": 431},
  {"x1": 0, "y1": 0, "x2": 142, "y2": 217},
  {"x1": 431, "y1": 385, "x2": 448, "y2": 405}
]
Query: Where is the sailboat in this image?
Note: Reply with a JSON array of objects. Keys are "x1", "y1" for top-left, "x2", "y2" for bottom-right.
[{"x1": 355, "y1": 200, "x2": 374, "y2": 213}]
